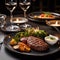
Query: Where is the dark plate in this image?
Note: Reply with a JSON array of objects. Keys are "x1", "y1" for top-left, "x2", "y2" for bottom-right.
[
  {"x1": 28, "y1": 12, "x2": 60, "y2": 22},
  {"x1": 28, "y1": 17, "x2": 45, "y2": 23},
  {"x1": 3, "y1": 35, "x2": 60, "y2": 56}
]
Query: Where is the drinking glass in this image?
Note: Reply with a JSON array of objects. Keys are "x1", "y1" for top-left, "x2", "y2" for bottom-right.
[
  {"x1": 5, "y1": 0, "x2": 17, "y2": 30},
  {"x1": 19, "y1": 0, "x2": 31, "y2": 28},
  {"x1": 19, "y1": 0, "x2": 31, "y2": 18}
]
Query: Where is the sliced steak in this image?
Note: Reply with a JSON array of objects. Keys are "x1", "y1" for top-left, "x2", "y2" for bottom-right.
[
  {"x1": 20, "y1": 37, "x2": 28, "y2": 44},
  {"x1": 27, "y1": 36, "x2": 49, "y2": 51}
]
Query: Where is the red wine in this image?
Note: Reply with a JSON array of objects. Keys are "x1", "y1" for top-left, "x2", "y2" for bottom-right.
[
  {"x1": 19, "y1": 2, "x2": 30, "y2": 11},
  {"x1": 5, "y1": 2, "x2": 17, "y2": 11}
]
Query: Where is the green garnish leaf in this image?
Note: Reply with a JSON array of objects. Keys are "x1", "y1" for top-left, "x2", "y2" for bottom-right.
[{"x1": 13, "y1": 28, "x2": 47, "y2": 42}]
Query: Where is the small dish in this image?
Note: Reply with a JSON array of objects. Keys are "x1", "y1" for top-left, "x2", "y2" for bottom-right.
[{"x1": 45, "y1": 35, "x2": 59, "y2": 45}]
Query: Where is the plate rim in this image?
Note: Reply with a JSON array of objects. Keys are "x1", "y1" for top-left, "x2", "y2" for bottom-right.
[{"x1": 28, "y1": 11, "x2": 60, "y2": 20}]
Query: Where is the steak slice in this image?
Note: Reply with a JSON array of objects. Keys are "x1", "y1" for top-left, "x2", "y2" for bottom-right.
[
  {"x1": 27, "y1": 36, "x2": 49, "y2": 51},
  {"x1": 20, "y1": 37, "x2": 28, "y2": 44}
]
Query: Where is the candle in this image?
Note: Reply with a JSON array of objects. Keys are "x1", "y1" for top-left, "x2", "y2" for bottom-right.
[
  {"x1": 50, "y1": 21, "x2": 60, "y2": 27},
  {"x1": 11, "y1": 18, "x2": 19, "y2": 23},
  {"x1": 16, "y1": 18, "x2": 19, "y2": 23}
]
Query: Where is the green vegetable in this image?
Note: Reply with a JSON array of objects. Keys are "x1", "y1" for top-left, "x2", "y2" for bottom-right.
[
  {"x1": 46, "y1": 36, "x2": 56, "y2": 40},
  {"x1": 13, "y1": 28, "x2": 47, "y2": 42},
  {"x1": 43, "y1": 12, "x2": 51, "y2": 14},
  {"x1": 50, "y1": 37, "x2": 56, "y2": 40}
]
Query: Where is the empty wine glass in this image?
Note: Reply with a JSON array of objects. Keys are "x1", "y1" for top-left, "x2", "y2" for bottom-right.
[
  {"x1": 19, "y1": 0, "x2": 31, "y2": 18},
  {"x1": 5, "y1": 0, "x2": 17, "y2": 30},
  {"x1": 19, "y1": 0, "x2": 31, "y2": 28}
]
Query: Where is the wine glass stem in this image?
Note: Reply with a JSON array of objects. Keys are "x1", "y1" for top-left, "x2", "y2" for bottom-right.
[
  {"x1": 24, "y1": 11, "x2": 26, "y2": 18},
  {"x1": 10, "y1": 11, "x2": 14, "y2": 29},
  {"x1": 10, "y1": 11, "x2": 13, "y2": 21},
  {"x1": 40, "y1": 0, "x2": 42, "y2": 11}
]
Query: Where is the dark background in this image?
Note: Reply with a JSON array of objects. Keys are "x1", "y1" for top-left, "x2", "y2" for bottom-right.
[
  {"x1": 0, "y1": 0, "x2": 60, "y2": 16},
  {"x1": 0, "y1": 0, "x2": 40, "y2": 15}
]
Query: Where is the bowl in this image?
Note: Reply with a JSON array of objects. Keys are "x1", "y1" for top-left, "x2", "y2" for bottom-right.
[{"x1": 45, "y1": 35, "x2": 59, "y2": 45}]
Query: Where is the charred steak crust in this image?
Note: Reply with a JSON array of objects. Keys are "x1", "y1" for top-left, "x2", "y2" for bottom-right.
[{"x1": 27, "y1": 36, "x2": 49, "y2": 51}]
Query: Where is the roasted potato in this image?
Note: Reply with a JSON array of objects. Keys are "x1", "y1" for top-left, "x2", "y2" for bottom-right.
[
  {"x1": 18, "y1": 42, "x2": 31, "y2": 52},
  {"x1": 10, "y1": 39, "x2": 17, "y2": 45}
]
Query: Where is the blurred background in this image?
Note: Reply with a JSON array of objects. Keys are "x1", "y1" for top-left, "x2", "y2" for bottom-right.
[{"x1": 0, "y1": 0, "x2": 60, "y2": 16}]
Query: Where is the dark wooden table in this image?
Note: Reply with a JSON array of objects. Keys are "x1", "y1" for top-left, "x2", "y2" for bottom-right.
[{"x1": 0, "y1": 20, "x2": 60, "y2": 60}]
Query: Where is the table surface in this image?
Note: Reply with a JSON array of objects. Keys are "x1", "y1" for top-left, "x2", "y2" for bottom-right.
[{"x1": 0, "y1": 19, "x2": 60, "y2": 60}]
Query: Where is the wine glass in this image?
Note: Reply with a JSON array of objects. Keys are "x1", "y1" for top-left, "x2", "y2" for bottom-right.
[
  {"x1": 19, "y1": 0, "x2": 31, "y2": 28},
  {"x1": 19, "y1": 0, "x2": 31, "y2": 18},
  {"x1": 5, "y1": 0, "x2": 18, "y2": 30}
]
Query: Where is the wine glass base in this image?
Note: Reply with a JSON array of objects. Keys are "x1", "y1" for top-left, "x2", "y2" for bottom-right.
[
  {"x1": 20, "y1": 24, "x2": 31, "y2": 29},
  {"x1": 6, "y1": 25, "x2": 20, "y2": 31},
  {"x1": 1, "y1": 25, "x2": 20, "y2": 32}
]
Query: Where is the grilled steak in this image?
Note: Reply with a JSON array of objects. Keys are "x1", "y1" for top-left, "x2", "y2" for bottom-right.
[{"x1": 27, "y1": 36, "x2": 49, "y2": 51}]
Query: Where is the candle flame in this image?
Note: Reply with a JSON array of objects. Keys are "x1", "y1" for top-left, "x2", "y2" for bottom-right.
[
  {"x1": 16, "y1": 18, "x2": 19, "y2": 21},
  {"x1": 56, "y1": 21, "x2": 58, "y2": 25},
  {"x1": 50, "y1": 20, "x2": 60, "y2": 26},
  {"x1": 54, "y1": 21, "x2": 60, "y2": 26}
]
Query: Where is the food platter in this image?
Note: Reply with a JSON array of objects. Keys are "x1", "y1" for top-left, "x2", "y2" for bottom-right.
[
  {"x1": 3, "y1": 34, "x2": 60, "y2": 56},
  {"x1": 28, "y1": 12, "x2": 60, "y2": 19},
  {"x1": 28, "y1": 12, "x2": 60, "y2": 22},
  {"x1": 3, "y1": 28, "x2": 60, "y2": 56}
]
